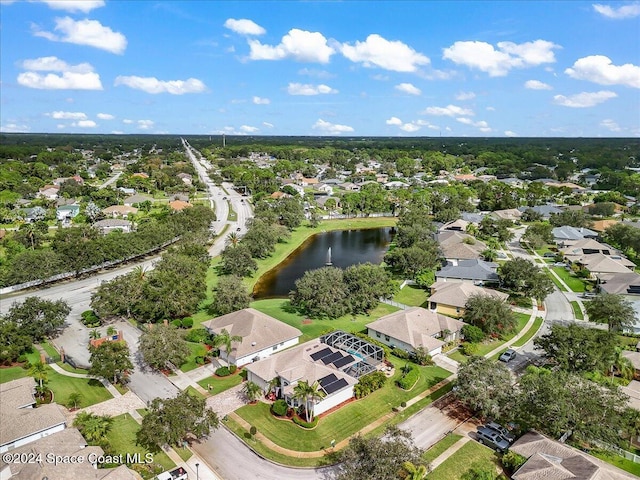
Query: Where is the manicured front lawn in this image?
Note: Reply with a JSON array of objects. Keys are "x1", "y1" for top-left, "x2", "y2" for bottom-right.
[
  {"x1": 235, "y1": 358, "x2": 450, "y2": 452},
  {"x1": 251, "y1": 298, "x2": 399, "y2": 343},
  {"x1": 41, "y1": 341, "x2": 61, "y2": 362},
  {"x1": 393, "y1": 285, "x2": 429, "y2": 307},
  {"x1": 511, "y1": 316, "x2": 544, "y2": 347},
  {"x1": 552, "y1": 267, "x2": 587, "y2": 292},
  {"x1": 55, "y1": 361, "x2": 90, "y2": 375},
  {"x1": 104, "y1": 414, "x2": 175, "y2": 476},
  {"x1": 546, "y1": 268, "x2": 568, "y2": 292},
  {"x1": 426, "y1": 440, "x2": 500, "y2": 480},
  {"x1": 47, "y1": 368, "x2": 112, "y2": 408},
  {"x1": 0, "y1": 366, "x2": 29, "y2": 383},
  {"x1": 180, "y1": 342, "x2": 208, "y2": 372},
  {"x1": 570, "y1": 301, "x2": 585, "y2": 320},
  {"x1": 423, "y1": 433, "x2": 463, "y2": 464},
  {"x1": 591, "y1": 450, "x2": 640, "y2": 476},
  {"x1": 197, "y1": 371, "x2": 243, "y2": 395}
]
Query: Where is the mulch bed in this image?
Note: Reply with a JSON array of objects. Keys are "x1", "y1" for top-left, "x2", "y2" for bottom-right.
[
  {"x1": 318, "y1": 396, "x2": 357, "y2": 419},
  {"x1": 302, "y1": 319, "x2": 313, "y2": 325}
]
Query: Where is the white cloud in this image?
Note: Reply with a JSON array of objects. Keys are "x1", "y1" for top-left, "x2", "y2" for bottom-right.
[
  {"x1": 22, "y1": 56, "x2": 93, "y2": 73},
  {"x1": 524, "y1": 79, "x2": 553, "y2": 90},
  {"x1": 137, "y1": 120, "x2": 154, "y2": 130},
  {"x1": 565, "y1": 55, "x2": 640, "y2": 88},
  {"x1": 249, "y1": 29, "x2": 335, "y2": 63},
  {"x1": 415, "y1": 119, "x2": 440, "y2": 130},
  {"x1": 455, "y1": 91, "x2": 476, "y2": 100},
  {"x1": 252, "y1": 96, "x2": 270, "y2": 105},
  {"x1": 386, "y1": 117, "x2": 403, "y2": 125},
  {"x1": 341, "y1": 34, "x2": 429, "y2": 72},
  {"x1": 400, "y1": 123, "x2": 421, "y2": 133},
  {"x1": 35, "y1": 0, "x2": 105, "y2": 12},
  {"x1": 486, "y1": 106, "x2": 496, "y2": 111},
  {"x1": 287, "y1": 83, "x2": 337, "y2": 95},
  {"x1": 33, "y1": 17, "x2": 127, "y2": 54},
  {"x1": 456, "y1": 117, "x2": 473, "y2": 125},
  {"x1": 114, "y1": 76, "x2": 207, "y2": 95},
  {"x1": 122, "y1": 119, "x2": 133, "y2": 124},
  {"x1": 593, "y1": 3, "x2": 640, "y2": 19},
  {"x1": 18, "y1": 71, "x2": 102, "y2": 90},
  {"x1": 553, "y1": 90, "x2": 617, "y2": 107},
  {"x1": 111, "y1": 130, "x2": 124, "y2": 134},
  {"x1": 442, "y1": 39, "x2": 559, "y2": 76},
  {"x1": 600, "y1": 118, "x2": 622, "y2": 132},
  {"x1": 97, "y1": 113, "x2": 114, "y2": 120},
  {"x1": 504, "y1": 130, "x2": 518, "y2": 137},
  {"x1": 47, "y1": 111, "x2": 86, "y2": 120},
  {"x1": 72, "y1": 120, "x2": 97, "y2": 128},
  {"x1": 421, "y1": 104, "x2": 474, "y2": 117},
  {"x1": 262, "y1": 122, "x2": 274, "y2": 128},
  {"x1": 457, "y1": 117, "x2": 491, "y2": 132},
  {"x1": 395, "y1": 83, "x2": 421, "y2": 95},
  {"x1": 298, "y1": 68, "x2": 334, "y2": 79},
  {"x1": 224, "y1": 18, "x2": 265, "y2": 36},
  {"x1": 312, "y1": 119, "x2": 354, "y2": 134},
  {"x1": 240, "y1": 125, "x2": 259, "y2": 133},
  {"x1": 0, "y1": 123, "x2": 30, "y2": 133}
]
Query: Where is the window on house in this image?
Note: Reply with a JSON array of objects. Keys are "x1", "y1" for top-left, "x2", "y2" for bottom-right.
[
  {"x1": 376, "y1": 332, "x2": 381, "y2": 338},
  {"x1": 385, "y1": 335, "x2": 390, "y2": 341},
  {"x1": 273, "y1": 346, "x2": 277, "y2": 351}
]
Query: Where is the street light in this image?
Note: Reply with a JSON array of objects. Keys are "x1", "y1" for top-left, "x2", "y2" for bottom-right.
[{"x1": 195, "y1": 462, "x2": 199, "y2": 480}]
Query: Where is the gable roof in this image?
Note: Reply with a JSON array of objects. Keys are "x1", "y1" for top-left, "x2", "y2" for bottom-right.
[
  {"x1": 576, "y1": 253, "x2": 633, "y2": 274},
  {"x1": 596, "y1": 272, "x2": 640, "y2": 295},
  {"x1": 437, "y1": 231, "x2": 488, "y2": 260},
  {"x1": 436, "y1": 259, "x2": 499, "y2": 282},
  {"x1": 366, "y1": 307, "x2": 465, "y2": 350},
  {"x1": 591, "y1": 219, "x2": 620, "y2": 232},
  {"x1": 429, "y1": 281, "x2": 508, "y2": 308},
  {"x1": 202, "y1": 308, "x2": 302, "y2": 360},
  {"x1": 103, "y1": 205, "x2": 138, "y2": 215},
  {"x1": 561, "y1": 238, "x2": 612, "y2": 256},
  {"x1": 552, "y1": 225, "x2": 598, "y2": 241}
]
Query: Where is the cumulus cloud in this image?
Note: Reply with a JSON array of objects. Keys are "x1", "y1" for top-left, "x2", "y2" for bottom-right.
[
  {"x1": 457, "y1": 117, "x2": 491, "y2": 132},
  {"x1": 504, "y1": 130, "x2": 518, "y2": 137},
  {"x1": 47, "y1": 111, "x2": 87, "y2": 120},
  {"x1": 600, "y1": 119, "x2": 622, "y2": 131},
  {"x1": 340, "y1": 34, "x2": 429, "y2": 72},
  {"x1": 442, "y1": 39, "x2": 560, "y2": 76},
  {"x1": 421, "y1": 104, "x2": 474, "y2": 117},
  {"x1": 565, "y1": 55, "x2": 640, "y2": 88},
  {"x1": 32, "y1": 17, "x2": 127, "y2": 54},
  {"x1": 18, "y1": 71, "x2": 102, "y2": 90},
  {"x1": 249, "y1": 29, "x2": 335, "y2": 63},
  {"x1": 312, "y1": 119, "x2": 354, "y2": 134},
  {"x1": 22, "y1": 56, "x2": 93, "y2": 73},
  {"x1": 252, "y1": 96, "x2": 270, "y2": 104},
  {"x1": 224, "y1": 18, "x2": 265, "y2": 35},
  {"x1": 97, "y1": 113, "x2": 114, "y2": 120},
  {"x1": 400, "y1": 123, "x2": 421, "y2": 133},
  {"x1": 455, "y1": 91, "x2": 476, "y2": 100},
  {"x1": 114, "y1": 76, "x2": 207, "y2": 94},
  {"x1": 122, "y1": 119, "x2": 133, "y2": 124},
  {"x1": 553, "y1": 90, "x2": 617, "y2": 107},
  {"x1": 386, "y1": 117, "x2": 403, "y2": 125},
  {"x1": 287, "y1": 83, "x2": 337, "y2": 95},
  {"x1": 524, "y1": 79, "x2": 553, "y2": 90},
  {"x1": 263, "y1": 122, "x2": 274, "y2": 128},
  {"x1": 593, "y1": 3, "x2": 640, "y2": 19},
  {"x1": 72, "y1": 120, "x2": 97, "y2": 128},
  {"x1": 240, "y1": 125, "x2": 259, "y2": 133},
  {"x1": 298, "y1": 68, "x2": 334, "y2": 79},
  {"x1": 395, "y1": 83, "x2": 421, "y2": 95},
  {"x1": 1, "y1": 123, "x2": 30, "y2": 133},
  {"x1": 137, "y1": 120, "x2": 154, "y2": 130},
  {"x1": 35, "y1": 0, "x2": 105, "y2": 12}
]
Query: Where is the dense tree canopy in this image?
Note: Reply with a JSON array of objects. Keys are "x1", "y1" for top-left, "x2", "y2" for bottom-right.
[
  {"x1": 3, "y1": 297, "x2": 71, "y2": 342},
  {"x1": 211, "y1": 275, "x2": 251, "y2": 315},
  {"x1": 585, "y1": 293, "x2": 636, "y2": 333},
  {"x1": 463, "y1": 295, "x2": 517, "y2": 337},
  {"x1": 88, "y1": 341, "x2": 133, "y2": 385},
  {"x1": 139, "y1": 324, "x2": 190, "y2": 370}
]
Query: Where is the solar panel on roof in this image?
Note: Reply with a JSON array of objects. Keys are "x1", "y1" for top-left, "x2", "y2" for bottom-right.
[
  {"x1": 321, "y1": 351, "x2": 343, "y2": 365},
  {"x1": 310, "y1": 347, "x2": 332, "y2": 361},
  {"x1": 332, "y1": 354, "x2": 355, "y2": 369},
  {"x1": 323, "y1": 378, "x2": 348, "y2": 395},
  {"x1": 319, "y1": 373, "x2": 338, "y2": 387}
]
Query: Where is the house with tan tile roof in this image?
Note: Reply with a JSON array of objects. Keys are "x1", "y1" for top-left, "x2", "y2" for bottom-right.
[
  {"x1": 428, "y1": 281, "x2": 508, "y2": 318},
  {"x1": 437, "y1": 231, "x2": 488, "y2": 261},
  {"x1": 168, "y1": 199, "x2": 192, "y2": 211},
  {"x1": 202, "y1": 308, "x2": 302, "y2": 366},
  {"x1": 366, "y1": 307, "x2": 465, "y2": 356},
  {"x1": 575, "y1": 253, "x2": 634, "y2": 276},
  {"x1": 103, "y1": 205, "x2": 138, "y2": 218}
]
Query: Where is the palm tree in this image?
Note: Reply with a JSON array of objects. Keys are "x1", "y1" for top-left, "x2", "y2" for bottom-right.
[
  {"x1": 242, "y1": 381, "x2": 262, "y2": 403},
  {"x1": 267, "y1": 377, "x2": 281, "y2": 396},
  {"x1": 611, "y1": 347, "x2": 635, "y2": 381},
  {"x1": 402, "y1": 461, "x2": 429, "y2": 480},
  {"x1": 28, "y1": 361, "x2": 48, "y2": 391},
  {"x1": 225, "y1": 232, "x2": 240, "y2": 247},
  {"x1": 73, "y1": 412, "x2": 113, "y2": 443},
  {"x1": 106, "y1": 326, "x2": 117, "y2": 337},
  {"x1": 293, "y1": 380, "x2": 325, "y2": 423},
  {"x1": 67, "y1": 392, "x2": 83, "y2": 410},
  {"x1": 212, "y1": 328, "x2": 243, "y2": 364},
  {"x1": 90, "y1": 329, "x2": 101, "y2": 340}
]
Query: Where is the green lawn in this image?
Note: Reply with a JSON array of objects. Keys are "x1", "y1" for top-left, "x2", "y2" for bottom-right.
[
  {"x1": 197, "y1": 371, "x2": 243, "y2": 395},
  {"x1": 546, "y1": 268, "x2": 568, "y2": 292},
  {"x1": 47, "y1": 367, "x2": 112, "y2": 408},
  {"x1": 235, "y1": 358, "x2": 450, "y2": 452},
  {"x1": 394, "y1": 285, "x2": 429, "y2": 307},
  {"x1": 552, "y1": 267, "x2": 587, "y2": 292},
  {"x1": 41, "y1": 341, "x2": 61, "y2": 362},
  {"x1": 174, "y1": 446, "x2": 193, "y2": 462},
  {"x1": 426, "y1": 440, "x2": 500, "y2": 480},
  {"x1": 104, "y1": 414, "x2": 175, "y2": 476},
  {"x1": 185, "y1": 385, "x2": 206, "y2": 399},
  {"x1": 423, "y1": 433, "x2": 463, "y2": 464},
  {"x1": 251, "y1": 298, "x2": 399, "y2": 343},
  {"x1": 0, "y1": 366, "x2": 29, "y2": 383},
  {"x1": 180, "y1": 342, "x2": 208, "y2": 372},
  {"x1": 591, "y1": 450, "x2": 640, "y2": 476},
  {"x1": 511, "y1": 316, "x2": 544, "y2": 347},
  {"x1": 55, "y1": 361, "x2": 90, "y2": 375},
  {"x1": 570, "y1": 301, "x2": 585, "y2": 320}
]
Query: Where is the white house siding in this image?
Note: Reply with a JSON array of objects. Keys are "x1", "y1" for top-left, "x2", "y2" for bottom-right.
[
  {"x1": 246, "y1": 370, "x2": 269, "y2": 392},
  {"x1": 0, "y1": 424, "x2": 65, "y2": 453},
  {"x1": 367, "y1": 328, "x2": 442, "y2": 356},
  {"x1": 234, "y1": 337, "x2": 299, "y2": 367},
  {"x1": 313, "y1": 387, "x2": 353, "y2": 416}
]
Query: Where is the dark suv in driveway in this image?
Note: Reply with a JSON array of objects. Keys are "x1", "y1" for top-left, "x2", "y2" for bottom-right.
[
  {"x1": 484, "y1": 421, "x2": 515, "y2": 443},
  {"x1": 476, "y1": 426, "x2": 510, "y2": 452}
]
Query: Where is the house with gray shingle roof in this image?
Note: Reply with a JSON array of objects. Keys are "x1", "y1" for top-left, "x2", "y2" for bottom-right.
[
  {"x1": 437, "y1": 231, "x2": 488, "y2": 261},
  {"x1": 519, "y1": 204, "x2": 563, "y2": 219},
  {"x1": 436, "y1": 259, "x2": 500, "y2": 285},
  {"x1": 552, "y1": 225, "x2": 598, "y2": 247}
]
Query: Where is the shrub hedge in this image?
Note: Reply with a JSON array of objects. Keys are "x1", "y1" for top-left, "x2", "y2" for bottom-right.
[
  {"x1": 215, "y1": 366, "x2": 231, "y2": 376},
  {"x1": 293, "y1": 415, "x2": 318, "y2": 429},
  {"x1": 271, "y1": 399, "x2": 288, "y2": 416},
  {"x1": 397, "y1": 364, "x2": 420, "y2": 390}
]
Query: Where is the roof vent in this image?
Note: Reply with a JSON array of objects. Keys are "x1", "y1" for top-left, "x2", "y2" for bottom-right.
[{"x1": 251, "y1": 342, "x2": 257, "y2": 346}]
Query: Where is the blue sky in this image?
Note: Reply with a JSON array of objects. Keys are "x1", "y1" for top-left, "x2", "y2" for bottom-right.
[{"x1": 1, "y1": 0, "x2": 639, "y2": 137}]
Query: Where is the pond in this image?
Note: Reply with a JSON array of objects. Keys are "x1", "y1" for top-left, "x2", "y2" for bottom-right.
[{"x1": 252, "y1": 227, "x2": 394, "y2": 299}]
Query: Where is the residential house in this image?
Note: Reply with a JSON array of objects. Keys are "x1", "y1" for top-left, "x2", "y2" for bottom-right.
[
  {"x1": 436, "y1": 259, "x2": 500, "y2": 285},
  {"x1": 270, "y1": 191, "x2": 292, "y2": 200},
  {"x1": 201, "y1": 308, "x2": 302, "y2": 366},
  {"x1": 591, "y1": 219, "x2": 620, "y2": 233},
  {"x1": 544, "y1": 181, "x2": 586, "y2": 193},
  {"x1": 94, "y1": 219, "x2": 133, "y2": 234},
  {"x1": 510, "y1": 431, "x2": 636, "y2": 480},
  {"x1": 574, "y1": 253, "x2": 634, "y2": 276},
  {"x1": 313, "y1": 183, "x2": 334, "y2": 195},
  {"x1": 103, "y1": 205, "x2": 138, "y2": 218},
  {"x1": 597, "y1": 272, "x2": 640, "y2": 295},
  {"x1": 497, "y1": 177, "x2": 524, "y2": 187},
  {"x1": 131, "y1": 172, "x2": 149, "y2": 179},
  {"x1": 300, "y1": 177, "x2": 319, "y2": 187},
  {"x1": 339, "y1": 182, "x2": 361, "y2": 192},
  {"x1": 490, "y1": 208, "x2": 522, "y2": 222},
  {"x1": 20, "y1": 207, "x2": 46, "y2": 223},
  {"x1": 285, "y1": 183, "x2": 305, "y2": 197},
  {"x1": 622, "y1": 380, "x2": 640, "y2": 410},
  {"x1": 55, "y1": 204, "x2": 80, "y2": 222},
  {"x1": 477, "y1": 174, "x2": 497, "y2": 182},
  {"x1": 0, "y1": 378, "x2": 67, "y2": 453},
  {"x1": 453, "y1": 174, "x2": 477, "y2": 182},
  {"x1": 168, "y1": 200, "x2": 192, "y2": 211},
  {"x1": 367, "y1": 307, "x2": 465, "y2": 356},
  {"x1": 437, "y1": 231, "x2": 488, "y2": 262},
  {"x1": 438, "y1": 219, "x2": 469, "y2": 233},
  {"x1": 245, "y1": 331, "x2": 383, "y2": 416},
  {"x1": 520, "y1": 204, "x2": 563, "y2": 219},
  {"x1": 38, "y1": 185, "x2": 60, "y2": 200},
  {"x1": 552, "y1": 225, "x2": 598, "y2": 248},
  {"x1": 428, "y1": 281, "x2": 509, "y2": 318},
  {"x1": 561, "y1": 238, "x2": 613, "y2": 260},
  {"x1": 117, "y1": 187, "x2": 136, "y2": 195},
  {"x1": 123, "y1": 194, "x2": 153, "y2": 206},
  {"x1": 316, "y1": 196, "x2": 341, "y2": 209},
  {"x1": 177, "y1": 173, "x2": 193, "y2": 185},
  {"x1": 460, "y1": 212, "x2": 485, "y2": 224},
  {"x1": 385, "y1": 180, "x2": 410, "y2": 189}
]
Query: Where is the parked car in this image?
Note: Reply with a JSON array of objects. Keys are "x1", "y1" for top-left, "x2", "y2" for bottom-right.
[
  {"x1": 484, "y1": 421, "x2": 515, "y2": 443},
  {"x1": 476, "y1": 426, "x2": 510, "y2": 452},
  {"x1": 582, "y1": 292, "x2": 597, "y2": 299},
  {"x1": 543, "y1": 252, "x2": 556, "y2": 258},
  {"x1": 499, "y1": 349, "x2": 517, "y2": 363}
]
